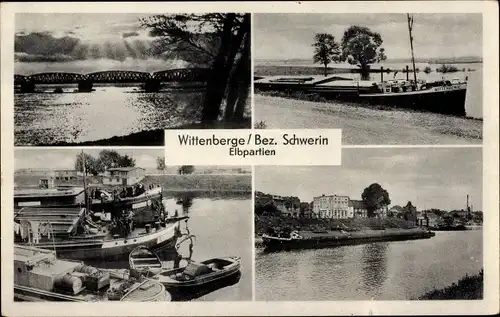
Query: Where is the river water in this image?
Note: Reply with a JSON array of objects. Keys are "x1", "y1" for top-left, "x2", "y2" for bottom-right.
[
  {"x1": 14, "y1": 88, "x2": 204, "y2": 145},
  {"x1": 87, "y1": 196, "x2": 252, "y2": 301},
  {"x1": 255, "y1": 230, "x2": 482, "y2": 301}
]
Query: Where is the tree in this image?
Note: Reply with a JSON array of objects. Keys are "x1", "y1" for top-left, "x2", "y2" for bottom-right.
[
  {"x1": 141, "y1": 14, "x2": 250, "y2": 124},
  {"x1": 117, "y1": 155, "x2": 135, "y2": 168},
  {"x1": 403, "y1": 201, "x2": 417, "y2": 221},
  {"x1": 361, "y1": 183, "x2": 391, "y2": 217},
  {"x1": 341, "y1": 26, "x2": 387, "y2": 79},
  {"x1": 178, "y1": 165, "x2": 195, "y2": 175},
  {"x1": 156, "y1": 156, "x2": 166, "y2": 171},
  {"x1": 312, "y1": 33, "x2": 341, "y2": 77},
  {"x1": 94, "y1": 150, "x2": 135, "y2": 171},
  {"x1": 96, "y1": 150, "x2": 123, "y2": 171},
  {"x1": 75, "y1": 152, "x2": 102, "y2": 176}
]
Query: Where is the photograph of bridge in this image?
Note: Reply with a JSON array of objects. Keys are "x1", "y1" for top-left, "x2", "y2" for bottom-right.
[{"x1": 14, "y1": 13, "x2": 251, "y2": 146}]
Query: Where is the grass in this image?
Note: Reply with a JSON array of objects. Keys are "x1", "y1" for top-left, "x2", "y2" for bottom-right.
[
  {"x1": 144, "y1": 174, "x2": 251, "y2": 196},
  {"x1": 418, "y1": 270, "x2": 483, "y2": 300}
]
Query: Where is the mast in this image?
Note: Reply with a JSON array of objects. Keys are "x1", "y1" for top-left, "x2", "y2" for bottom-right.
[
  {"x1": 407, "y1": 14, "x2": 418, "y2": 87},
  {"x1": 81, "y1": 149, "x2": 90, "y2": 212}
]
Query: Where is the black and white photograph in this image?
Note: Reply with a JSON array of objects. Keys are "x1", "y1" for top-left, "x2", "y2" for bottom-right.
[
  {"x1": 14, "y1": 13, "x2": 251, "y2": 146},
  {"x1": 253, "y1": 13, "x2": 483, "y2": 145},
  {"x1": 13, "y1": 148, "x2": 252, "y2": 301},
  {"x1": 254, "y1": 148, "x2": 483, "y2": 300}
]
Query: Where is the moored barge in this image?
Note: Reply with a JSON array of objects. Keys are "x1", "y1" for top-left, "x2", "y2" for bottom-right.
[{"x1": 261, "y1": 228, "x2": 435, "y2": 252}]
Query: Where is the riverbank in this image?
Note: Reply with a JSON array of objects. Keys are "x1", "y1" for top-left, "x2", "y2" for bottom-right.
[
  {"x1": 256, "y1": 214, "x2": 420, "y2": 234},
  {"x1": 418, "y1": 270, "x2": 483, "y2": 300},
  {"x1": 37, "y1": 119, "x2": 252, "y2": 146},
  {"x1": 14, "y1": 174, "x2": 252, "y2": 197},
  {"x1": 144, "y1": 174, "x2": 252, "y2": 196},
  {"x1": 254, "y1": 94, "x2": 482, "y2": 144}
]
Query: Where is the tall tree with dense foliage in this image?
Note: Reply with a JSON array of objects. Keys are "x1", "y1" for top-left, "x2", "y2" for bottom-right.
[
  {"x1": 312, "y1": 33, "x2": 341, "y2": 76},
  {"x1": 156, "y1": 156, "x2": 166, "y2": 171},
  {"x1": 93, "y1": 150, "x2": 135, "y2": 171},
  {"x1": 361, "y1": 183, "x2": 391, "y2": 217},
  {"x1": 341, "y1": 26, "x2": 387, "y2": 79},
  {"x1": 74, "y1": 152, "x2": 102, "y2": 176},
  {"x1": 141, "y1": 13, "x2": 250, "y2": 124}
]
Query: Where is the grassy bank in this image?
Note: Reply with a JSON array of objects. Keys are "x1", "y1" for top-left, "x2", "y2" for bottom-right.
[
  {"x1": 255, "y1": 214, "x2": 418, "y2": 235},
  {"x1": 418, "y1": 270, "x2": 483, "y2": 300},
  {"x1": 40, "y1": 119, "x2": 251, "y2": 146},
  {"x1": 143, "y1": 174, "x2": 251, "y2": 196}
]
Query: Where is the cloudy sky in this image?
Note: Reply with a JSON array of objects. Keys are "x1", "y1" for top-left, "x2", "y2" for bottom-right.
[
  {"x1": 256, "y1": 148, "x2": 482, "y2": 211},
  {"x1": 254, "y1": 13, "x2": 482, "y2": 60},
  {"x1": 14, "y1": 13, "x2": 190, "y2": 74}
]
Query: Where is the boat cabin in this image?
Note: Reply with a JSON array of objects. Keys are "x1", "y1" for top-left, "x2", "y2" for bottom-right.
[{"x1": 14, "y1": 187, "x2": 86, "y2": 209}]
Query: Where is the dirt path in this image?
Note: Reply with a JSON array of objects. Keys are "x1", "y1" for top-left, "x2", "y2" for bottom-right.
[{"x1": 254, "y1": 95, "x2": 482, "y2": 145}]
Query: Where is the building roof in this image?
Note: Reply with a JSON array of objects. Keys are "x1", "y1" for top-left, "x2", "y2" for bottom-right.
[{"x1": 107, "y1": 167, "x2": 144, "y2": 172}]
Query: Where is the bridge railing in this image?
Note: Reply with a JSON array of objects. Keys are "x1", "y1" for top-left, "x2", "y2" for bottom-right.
[{"x1": 14, "y1": 68, "x2": 210, "y2": 85}]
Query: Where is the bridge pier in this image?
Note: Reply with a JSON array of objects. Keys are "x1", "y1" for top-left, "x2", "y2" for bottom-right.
[
  {"x1": 18, "y1": 82, "x2": 36, "y2": 93},
  {"x1": 144, "y1": 79, "x2": 161, "y2": 93},
  {"x1": 78, "y1": 80, "x2": 93, "y2": 92}
]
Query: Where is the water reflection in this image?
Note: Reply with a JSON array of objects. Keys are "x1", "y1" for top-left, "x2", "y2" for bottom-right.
[
  {"x1": 88, "y1": 195, "x2": 251, "y2": 301},
  {"x1": 14, "y1": 88, "x2": 204, "y2": 145},
  {"x1": 360, "y1": 242, "x2": 388, "y2": 296},
  {"x1": 256, "y1": 230, "x2": 482, "y2": 300}
]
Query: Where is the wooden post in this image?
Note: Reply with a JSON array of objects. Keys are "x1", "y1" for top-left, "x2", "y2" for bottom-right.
[
  {"x1": 380, "y1": 66, "x2": 384, "y2": 82},
  {"x1": 406, "y1": 65, "x2": 409, "y2": 81}
]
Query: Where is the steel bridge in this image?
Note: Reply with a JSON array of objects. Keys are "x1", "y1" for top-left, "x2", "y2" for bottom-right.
[{"x1": 14, "y1": 68, "x2": 209, "y2": 93}]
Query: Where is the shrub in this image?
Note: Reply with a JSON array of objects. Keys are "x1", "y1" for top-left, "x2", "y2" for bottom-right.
[{"x1": 436, "y1": 64, "x2": 459, "y2": 73}]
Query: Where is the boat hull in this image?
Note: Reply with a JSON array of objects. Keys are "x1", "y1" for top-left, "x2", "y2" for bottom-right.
[
  {"x1": 255, "y1": 80, "x2": 467, "y2": 117},
  {"x1": 262, "y1": 231, "x2": 435, "y2": 252},
  {"x1": 356, "y1": 87, "x2": 467, "y2": 116},
  {"x1": 16, "y1": 222, "x2": 181, "y2": 261}
]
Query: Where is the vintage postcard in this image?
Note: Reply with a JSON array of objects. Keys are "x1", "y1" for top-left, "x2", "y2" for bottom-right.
[{"x1": 1, "y1": 1, "x2": 498, "y2": 316}]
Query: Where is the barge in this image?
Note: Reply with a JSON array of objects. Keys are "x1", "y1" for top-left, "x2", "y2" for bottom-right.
[
  {"x1": 14, "y1": 206, "x2": 189, "y2": 261},
  {"x1": 14, "y1": 184, "x2": 166, "y2": 226},
  {"x1": 261, "y1": 228, "x2": 435, "y2": 252}
]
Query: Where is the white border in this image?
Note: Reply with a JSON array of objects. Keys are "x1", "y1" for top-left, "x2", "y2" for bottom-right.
[{"x1": 2, "y1": 1, "x2": 499, "y2": 316}]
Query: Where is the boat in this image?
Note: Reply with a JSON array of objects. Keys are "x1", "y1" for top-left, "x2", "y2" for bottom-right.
[
  {"x1": 14, "y1": 206, "x2": 189, "y2": 261},
  {"x1": 254, "y1": 14, "x2": 468, "y2": 117},
  {"x1": 14, "y1": 245, "x2": 170, "y2": 302},
  {"x1": 261, "y1": 228, "x2": 435, "y2": 252},
  {"x1": 128, "y1": 246, "x2": 241, "y2": 298},
  {"x1": 14, "y1": 183, "x2": 165, "y2": 226}
]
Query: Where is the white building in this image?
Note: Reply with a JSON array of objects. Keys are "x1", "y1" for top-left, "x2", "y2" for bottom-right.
[
  {"x1": 102, "y1": 167, "x2": 146, "y2": 186},
  {"x1": 313, "y1": 194, "x2": 352, "y2": 219}
]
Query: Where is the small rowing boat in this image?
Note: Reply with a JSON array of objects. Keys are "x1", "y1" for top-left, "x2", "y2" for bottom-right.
[{"x1": 128, "y1": 246, "x2": 241, "y2": 292}]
